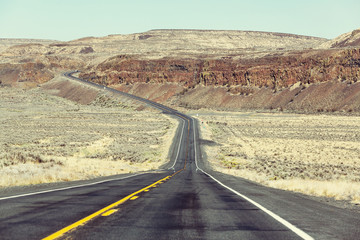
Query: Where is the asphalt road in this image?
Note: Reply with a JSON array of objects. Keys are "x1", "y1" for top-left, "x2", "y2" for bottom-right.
[{"x1": 0, "y1": 72, "x2": 359, "y2": 240}]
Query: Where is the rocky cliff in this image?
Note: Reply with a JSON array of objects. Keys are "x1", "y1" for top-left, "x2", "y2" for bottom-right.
[{"x1": 81, "y1": 48, "x2": 360, "y2": 90}]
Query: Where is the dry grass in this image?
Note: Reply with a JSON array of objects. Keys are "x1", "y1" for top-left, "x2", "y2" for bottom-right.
[
  {"x1": 196, "y1": 112, "x2": 360, "y2": 204},
  {"x1": 0, "y1": 87, "x2": 177, "y2": 187}
]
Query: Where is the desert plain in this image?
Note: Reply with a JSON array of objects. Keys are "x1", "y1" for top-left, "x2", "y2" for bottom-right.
[
  {"x1": 0, "y1": 81, "x2": 177, "y2": 187},
  {"x1": 194, "y1": 111, "x2": 360, "y2": 204}
]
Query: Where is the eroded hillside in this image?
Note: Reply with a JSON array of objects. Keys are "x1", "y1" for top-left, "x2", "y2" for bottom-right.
[
  {"x1": 81, "y1": 48, "x2": 360, "y2": 88},
  {"x1": 1, "y1": 28, "x2": 360, "y2": 113}
]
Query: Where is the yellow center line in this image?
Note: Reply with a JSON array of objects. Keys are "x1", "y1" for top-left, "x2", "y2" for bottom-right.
[
  {"x1": 42, "y1": 106, "x2": 192, "y2": 240},
  {"x1": 101, "y1": 209, "x2": 118, "y2": 217},
  {"x1": 42, "y1": 175, "x2": 172, "y2": 240}
]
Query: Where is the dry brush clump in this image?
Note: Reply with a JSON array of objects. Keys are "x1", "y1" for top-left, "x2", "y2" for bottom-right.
[
  {"x1": 198, "y1": 112, "x2": 360, "y2": 204},
  {"x1": 0, "y1": 87, "x2": 177, "y2": 187}
]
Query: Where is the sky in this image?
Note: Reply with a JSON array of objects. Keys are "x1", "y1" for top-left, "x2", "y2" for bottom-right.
[{"x1": 0, "y1": 0, "x2": 359, "y2": 41}]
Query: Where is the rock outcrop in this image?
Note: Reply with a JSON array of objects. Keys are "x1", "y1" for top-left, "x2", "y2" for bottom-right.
[
  {"x1": 81, "y1": 48, "x2": 360, "y2": 90},
  {"x1": 0, "y1": 55, "x2": 86, "y2": 87}
]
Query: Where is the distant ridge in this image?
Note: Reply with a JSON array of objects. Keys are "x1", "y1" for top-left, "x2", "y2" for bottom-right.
[
  {"x1": 318, "y1": 27, "x2": 360, "y2": 48},
  {"x1": 147, "y1": 29, "x2": 326, "y2": 40}
]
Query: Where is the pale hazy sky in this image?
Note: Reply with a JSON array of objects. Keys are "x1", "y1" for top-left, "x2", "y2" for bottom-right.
[{"x1": 0, "y1": 0, "x2": 359, "y2": 41}]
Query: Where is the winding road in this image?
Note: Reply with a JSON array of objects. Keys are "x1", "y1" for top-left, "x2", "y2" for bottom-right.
[{"x1": 0, "y1": 72, "x2": 359, "y2": 239}]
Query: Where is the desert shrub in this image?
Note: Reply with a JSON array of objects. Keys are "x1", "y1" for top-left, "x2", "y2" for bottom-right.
[
  {"x1": 0, "y1": 152, "x2": 49, "y2": 167},
  {"x1": 228, "y1": 86, "x2": 254, "y2": 95},
  {"x1": 79, "y1": 47, "x2": 94, "y2": 54}
]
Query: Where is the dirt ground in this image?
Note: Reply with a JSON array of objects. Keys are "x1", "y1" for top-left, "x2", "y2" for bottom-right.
[
  {"x1": 0, "y1": 86, "x2": 177, "y2": 187},
  {"x1": 194, "y1": 111, "x2": 360, "y2": 204}
]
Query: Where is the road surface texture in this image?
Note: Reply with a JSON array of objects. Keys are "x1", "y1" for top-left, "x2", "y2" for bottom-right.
[{"x1": 0, "y1": 72, "x2": 359, "y2": 240}]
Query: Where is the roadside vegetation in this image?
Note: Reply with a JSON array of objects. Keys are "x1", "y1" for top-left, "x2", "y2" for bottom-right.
[
  {"x1": 0, "y1": 86, "x2": 177, "y2": 187},
  {"x1": 196, "y1": 112, "x2": 360, "y2": 204}
]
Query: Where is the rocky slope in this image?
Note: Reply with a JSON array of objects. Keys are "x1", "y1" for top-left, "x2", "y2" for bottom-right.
[
  {"x1": 318, "y1": 27, "x2": 360, "y2": 49},
  {"x1": 1, "y1": 28, "x2": 360, "y2": 113},
  {"x1": 80, "y1": 47, "x2": 360, "y2": 113}
]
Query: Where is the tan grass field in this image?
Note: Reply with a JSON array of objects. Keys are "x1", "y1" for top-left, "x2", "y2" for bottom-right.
[
  {"x1": 195, "y1": 111, "x2": 360, "y2": 204},
  {"x1": 0, "y1": 87, "x2": 177, "y2": 187}
]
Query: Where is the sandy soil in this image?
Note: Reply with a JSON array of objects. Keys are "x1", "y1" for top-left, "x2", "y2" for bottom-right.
[
  {"x1": 0, "y1": 86, "x2": 178, "y2": 187},
  {"x1": 194, "y1": 111, "x2": 360, "y2": 204}
]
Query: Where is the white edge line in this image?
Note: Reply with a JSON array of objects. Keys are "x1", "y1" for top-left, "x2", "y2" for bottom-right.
[
  {"x1": 2, "y1": 75, "x2": 184, "y2": 201},
  {"x1": 0, "y1": 173, "x2": 146, "y2": 201},
  {"x1": 168, "y1": 118, "x2": 185, "y2": 170},
  {"x1": 192, "y1": 118, "x2": 199, "y2": 171},
  {"x1": 66, "y1": 72, "x2": 184, "y2": 171},
  {"x1": 191, "y1": 118, "x2": 314, "y2": 240}
]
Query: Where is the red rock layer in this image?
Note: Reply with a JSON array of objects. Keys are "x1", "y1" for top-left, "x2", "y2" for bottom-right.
[{"x1": 80, "y1": 48, "x2": 360, "y2": 91}]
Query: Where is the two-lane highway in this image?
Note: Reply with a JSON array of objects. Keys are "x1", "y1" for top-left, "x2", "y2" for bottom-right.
[{"x1": 0, "y1": 73, "x2": 359, "y2": 239}]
